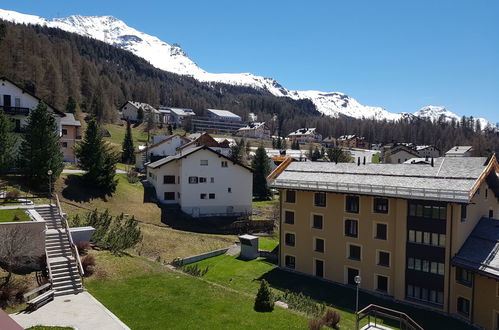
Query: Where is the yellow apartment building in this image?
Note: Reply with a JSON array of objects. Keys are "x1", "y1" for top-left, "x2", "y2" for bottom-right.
[{"x1": 269, "y1": 155, "x2": 499, "y2": 329}]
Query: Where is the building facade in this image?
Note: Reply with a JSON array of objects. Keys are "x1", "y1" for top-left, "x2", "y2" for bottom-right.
[
  {"x1": 60, "y1": 113, "x2": 82, "y2": 163},
  {"x1": 236, "y1": 122, "x2": 270, "y2": 139},
  {"x1": 134, "y1": 134, "x2": 190, "y2": 170},
  {"x1": 120, "y1": 101, "x2": 160, "y2": 123},
  {"x1": 288, "y1": 128, "x2": 322, "y2": 143},
  {"x1": 191, "y1": 109, "x2": 245, "y2": 134},
  {"x1": 270, "y1": 156, "x2": 499, "y2": 329},
  {"x1": 146, "y1": 146, "x2": 252, "y2": 217},
  {"x1": 336, "y1": 135, "x2": 370, "y2": 149}
]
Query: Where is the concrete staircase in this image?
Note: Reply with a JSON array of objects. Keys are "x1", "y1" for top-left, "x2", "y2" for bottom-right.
[{"x1": 35, "y1": 205, "x2": 83, "y2": 296}]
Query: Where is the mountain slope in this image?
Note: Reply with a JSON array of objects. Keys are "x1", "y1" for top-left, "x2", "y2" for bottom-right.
[{"x1": 0, "y1": 8, "x2": 492, "y2": 126}]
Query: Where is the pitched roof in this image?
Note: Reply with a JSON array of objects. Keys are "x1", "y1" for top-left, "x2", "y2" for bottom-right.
[
  {"x1": 446, "y1": 146, "x2": 473, "y2": 155},
  {"x1": 270, "y1": 156, "x2": 495, "y2": 203},
  {"x1": 288, "y1": 128, "x2": 318, "y2": 136},
  {"x1": 0, "y1": 76, "x2": 65, "y2": 117},
  {"x1": 206, "y1": 109, "x2": 241, "y2": 119},
  {"x1": 453, "y1": 217, "x2": 499, "y2": 280},
  {"x1": 135, "y1": 134, "x2": 190, "y2": 155},
  {"x1": 146, "y1": 145, "x2": 252, "y2": 171},
  {"x1": 60, "y1": 113, "x2": 81, "y2": 127}
]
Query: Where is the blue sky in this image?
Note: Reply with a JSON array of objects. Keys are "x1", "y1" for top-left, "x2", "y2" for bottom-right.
[{"x1": 4, "y1": 1, "x2": 499, "y2": 122}]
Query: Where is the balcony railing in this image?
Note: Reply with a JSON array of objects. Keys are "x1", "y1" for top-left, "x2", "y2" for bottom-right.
[
  {"x1": 269, "y1": 178, "x2": 470, "y2": 203},
  {"x1": 0, "y1": 105, "x2": 30, "y2": 116}
]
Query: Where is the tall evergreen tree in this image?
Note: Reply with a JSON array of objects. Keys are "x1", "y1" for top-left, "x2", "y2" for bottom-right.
[
  {"x1": 122, "y1": 121, "x2": 135, "y2": 164},
  {"x1": 0, "y1": 110, "x2": 16, "y2": 174},
  {"x1": 251, "y1": 145, "x2": 271, "y2": 200},
  {"x1": 65, "y1": 96, "x2": 77, "y2": 113},
  {"x1": 75, "y1": 118, "x2": 119, "y2": 196},
  {"x1": 19, "y1": 103, "x2": 64, "y2": 187}
]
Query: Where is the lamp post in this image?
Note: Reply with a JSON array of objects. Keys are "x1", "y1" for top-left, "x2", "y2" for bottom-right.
[
  {"x1": 354, "y1": 275, "x2": 361, "y2": 314},
  {"x1": 47, "y1": 169, "x2": 53, "y2": 202}
]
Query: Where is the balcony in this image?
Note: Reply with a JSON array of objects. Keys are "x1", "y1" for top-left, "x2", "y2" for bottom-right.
[{"x1": 0, "y1": 106, "x2": 30, "y2": 116}]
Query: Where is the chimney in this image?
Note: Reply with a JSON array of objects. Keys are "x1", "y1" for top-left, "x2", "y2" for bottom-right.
[
  {"x1": 363, "y1": 156, "x2": 366, "y2": 165},
  {"x1": 357, "y1": 157, "x2": 361, "y2": 166},
  {"x1": 431, "y1": 157, "x2": 434, "y2": 167}
]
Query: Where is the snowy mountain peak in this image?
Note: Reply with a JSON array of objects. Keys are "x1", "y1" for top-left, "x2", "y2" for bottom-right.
[{"x1": 0, "y1": 8, "x2": 493, "y2": 126}]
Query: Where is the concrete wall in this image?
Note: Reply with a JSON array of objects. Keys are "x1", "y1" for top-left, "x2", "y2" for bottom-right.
[
  {"x1": 181, "y1": 248, "x2": 229, "y2": 265},
  {"x1": 70, "y1": 226, "x2": 95, "y2": 244}
]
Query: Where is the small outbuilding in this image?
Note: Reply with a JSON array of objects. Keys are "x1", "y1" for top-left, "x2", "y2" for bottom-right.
[{"x1": 238, "y1": 234, "x2": 259, "y2": 260}]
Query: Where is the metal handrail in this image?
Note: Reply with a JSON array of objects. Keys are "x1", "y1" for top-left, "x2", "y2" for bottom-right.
[
  {"x1": 269, "y1": 178, "x2": 469, "y2": 203},
  {"x1": 356, "y1": 304, "x2": 424, "y2": 330},
  {"x1": 44, "y1": 244, "x2": 53, "y2": 287},
  {"x1": 54, "y1": 194, "x2": 85, "y2": 288}
]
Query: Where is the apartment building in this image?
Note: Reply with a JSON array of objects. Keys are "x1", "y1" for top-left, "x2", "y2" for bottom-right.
[
  {"x1": 60, "y1": 113, "x2": 82, "y2": 163},
  {"x1": 288, "y1": 128, "x2": 322, "y2": 143},
  {"x1": 270, "y1": 156, "x2": 499, "y2": 329},
  {"x1": 191, "y1": 109, "x2": 245, "y2": 134}
]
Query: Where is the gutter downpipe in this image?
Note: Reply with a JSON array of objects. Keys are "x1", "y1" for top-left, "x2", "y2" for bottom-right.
[
  {"x1": 279, "y1": 189, "x2": 283, "y2": 268},
  {"x1": 447, "y1": 203, "x2": 454, "y2": 314}
]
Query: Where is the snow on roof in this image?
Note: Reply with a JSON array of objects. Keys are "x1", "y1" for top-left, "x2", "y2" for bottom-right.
[
  {"x1": 337, "y1": 134, "x2": 365, "y2": 141},
  {"x1": 160, "y1": 107, "x2": 195, "y2": 116},
  {"x1": 126, "y1": 101, "x2": 159, "y2": 113},
  {"x1": 238, "y1": 122, "x2": 265, "y2": 131},
  {"x1": 288, "y1": 128, "x2": 317, "y2": 136},
  {"x1": 446, "y1": 146, "x2": 473, "y2": 155},
  {"x1": 206, "y1": 109, "x2": 241, "y2": 119}
]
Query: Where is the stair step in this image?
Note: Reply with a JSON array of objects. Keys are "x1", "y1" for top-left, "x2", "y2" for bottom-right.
[
  {"x1": 48, "y1": 253, "x2": 73, "y2": 258},
  {"x1": 53, "y1": 278, "x2": 81, "y2": 286},
  {"x1": 54, "y1": 289, "x2": 81, "y2": 297},
  {"x1": 53, "y1": 281, "x2": 82, "y2": 290},
  {"x1": 52, "y1": 268, "x2": 78, "y2": 276}
]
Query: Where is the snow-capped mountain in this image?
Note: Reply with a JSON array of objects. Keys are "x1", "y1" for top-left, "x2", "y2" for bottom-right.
[
  {"x1": 414, "y1": 106, "x2": 491, "y2": 128},
  {"x1": 0, "y1": 8, "x2": 493, "y2": 126}
]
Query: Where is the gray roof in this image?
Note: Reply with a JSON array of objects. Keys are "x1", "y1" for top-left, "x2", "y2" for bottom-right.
[
  {"x1": 206, "y1": 109, "x2": 241, "y2": 119},
  {"x1": 446, "y1": 146, "x2": 473, "y2": 155},
  {"x1": 270, "y1": 157, "x2": 489, "y2": 202},
  {"x1": 453, "y1": 217, "x2": 499, "y2": 279},
  {"x1": 61, "y1": 113, "x2": 81, "y2": 127},
  {"x1": 147, "y1": 146, "x2": 203, "y2": 169}
]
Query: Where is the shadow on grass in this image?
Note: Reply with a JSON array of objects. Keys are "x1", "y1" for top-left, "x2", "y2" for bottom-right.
[
  {"x1": 160, "y1": 206, "x2": 240, "y2": 234},
  {"x1": 61, "y1": 175, "x2": 108, "y2": 202},
  {"x1": 258, "y1": 268, "x2": 473, "y2": 330}
]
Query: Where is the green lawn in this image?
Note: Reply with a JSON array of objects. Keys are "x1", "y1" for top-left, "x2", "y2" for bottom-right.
[
  {"x1": 85, "y1": 252, "x2": 308, "y2": 330},
  {"x1": 372, "y1": 152, "x2": 382, "y2": 163},
  {"x1": 102, "y1": 124, "x2": 186, "y2": 149},
  {"x1": 252, "y1": 199, "x2": 278, "y2": 207},
  {"x1": 193, "y1": 255, "x2": 474, "y2": 330},
  {"x1": 0, "y1": 208, "x2": 30, "y2": 223},
  {"x1": 259, "y1": 236, "x2": 279, "y2": 251}
]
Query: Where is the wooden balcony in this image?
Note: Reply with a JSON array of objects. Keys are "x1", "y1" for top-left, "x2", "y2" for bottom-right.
[{"x1": 0, "y1": 105, "x2": 30, "y2": 116}]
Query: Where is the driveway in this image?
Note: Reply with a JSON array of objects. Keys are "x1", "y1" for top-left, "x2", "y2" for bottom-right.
[
  {"x1": 10, "y1": 291, "x2": 129, "y2": 330},
  {"x1": 63, "y1": 169, "x2": 127, "y2": 174}
]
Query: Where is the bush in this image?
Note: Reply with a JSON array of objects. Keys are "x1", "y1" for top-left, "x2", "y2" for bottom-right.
[
  {"x1": 323, "y1": 309, "x2": 341, "y2": 329},
  {"x1": 81, "y1": 255, "x2": 96, "y2": 276},
  {"x1": 126, "y1": 170, "x2": 140, "y2": 184},
  {"x1": 14, "y1": 284, "x2": 28, "y2": 303},
  {"x1": 308, "y1": 317, "x2": 325, "y2": 330},
  {"x1": 281, "y1": 290, "x2": 325, "y2": 317},
  {"x1": 4, "y1": 189, "x2": 20, "y2": 202},
  {"x1": 13, "y1": 214, "x2": 20, "y2": 221},
  {"x1": 254, "y1": 280, "x2": 274, "y2": 312},
  {"x1": 0, "y1": 286, "x2": 15, "y2": 308},
  {"x1": 76, "y1": 241, "x2": 90, "y2": 255},
  {"x1": 181, "y1": 264, "x2": 209, "y2": 277}
]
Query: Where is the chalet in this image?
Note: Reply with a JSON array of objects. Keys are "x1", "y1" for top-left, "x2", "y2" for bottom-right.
[
  {"x1": 270, "y1": 155, "x2": 499, "y2": 329},
  {"x1": 236, "y1": 122, "x2": 270, "y2": 139},
  {"x1": 287, "y1": 128, "x2": 322, "y2": 143},
  {"x1": 146, "y1": 146, "x2": 253, "y2": 217},
  {"x1": 135, "y1": 134, "x2": 190, "y2": 170},
  {"x1": 158, "y1": 107, "x2": 196, "y2": 126},
  {"x1": 60, "y1": 113, "x2": 82, "y2": 163},
  {"x1": 416, "y1": 145, "x2": 440, "y2": 159},
  {"x1": 191, "y1": 109, "x2": 246, "y2": 134},
  {"x1": 336, "y1": 135, "x2": 369, "y2": 149},
  {"x1": 179, "y1": 133, "x2": 232, "y2": 157},
  {"x1": 384, "y1": 144, "x2": 421, "y2": 164},
  {"x1": 120, "y1": 101, "x2": 160, "y2": 123},
  {"x1": 321, "y1": 136, "x2": 336, "y2": 148},
  {"x1": 446, "y1": 146, "x2": 473, "y2": 157}
]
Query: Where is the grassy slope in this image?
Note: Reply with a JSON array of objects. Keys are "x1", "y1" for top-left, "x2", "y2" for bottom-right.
[
  {"x1": 0, "y1": 208, "x2": 30, "y2": 223},
  {"x1": 85, "y1": 251, "x2": 308, "y2": 330}
]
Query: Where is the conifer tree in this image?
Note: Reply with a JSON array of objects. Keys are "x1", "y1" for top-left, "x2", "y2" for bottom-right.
[
  {"x1": 0, "y1": 110, "x2": 16, "y2": 174},
  {"x1": 65, "y1": 96, "x2": 77, "y2": 113},
  {"x1": 137, "y1": 107, "x2": 144, "y2": 122},
  {"x1": 122, "y1": 121, "x2": 135, "y2": 164},
  {"x1": 19, "y1": 103, "x2": 64, "y2": 187},
  {"x1": 75, "y1": 118, "x2": 119, "y2": 196},
  {"x1": 251, "y1": 145, "x2": 271, "y2": 200},
  {"x1": 254, "y1": 280, "x2": 274, "y2": 312}
]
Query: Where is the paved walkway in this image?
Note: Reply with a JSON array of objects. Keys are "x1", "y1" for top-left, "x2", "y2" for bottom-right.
[
  {"x1": 10, "y1": 291, "x2": 129, "y2": 330},
  {"x1": 63, "y1": 169, "x2": 127, "y2": 174}
]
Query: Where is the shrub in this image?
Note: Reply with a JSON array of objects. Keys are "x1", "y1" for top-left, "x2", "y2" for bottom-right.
[
  {"x1": 322, "y1": 309, "x2": 341, "y2": 329},
  {"x1": 4, "y1": 189, "x2": 20, "y2": 202},
  {"x1": 0, "y1": 286, "x2": 15, "y2": 308},
  {"x1": 15, "y1": 284, "x2": 28, "y2": 303},
  {"x1": 13, "y1": 214, "x2": 20, "y2": 221},
  {"x1": 81, "y1": 255, "x2": 96, "y2": 276},
  {"x1": 254, "y1": 280, "x2": 274, "y2": 312},
  {"x1": 281, "y1": 290, "x2": 325, "y2": 317},
  {"x1": 126, "y1": 170, "x2": 140, "y2": 184},
  {"x1": 308, "y1": 317, "x2": 325, "y2": 330},
  {"x1": 181, "y1": 264, "x2": 209, "y2": 277},
  {"x1": 76, "y1": 241, "x2": 90, "y2": 255}
]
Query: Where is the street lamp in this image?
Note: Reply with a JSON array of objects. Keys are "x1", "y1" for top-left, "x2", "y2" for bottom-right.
[
  {"x1": 47, "y1": 169, "x2": 53, "y2": 202},
  {"x1": 354, "y1": 275, "x2": 361, "y2": 314}
]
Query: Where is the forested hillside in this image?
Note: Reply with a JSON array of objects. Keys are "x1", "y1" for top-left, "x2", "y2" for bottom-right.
[{"x1": 0, "y1": 20, "x2": 498, "y2": 155}]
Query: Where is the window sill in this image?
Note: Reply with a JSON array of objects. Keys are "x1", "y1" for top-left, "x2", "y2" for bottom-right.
[
  {"x1": 348, "y1": 257, "x2": 361, "y2": 262},
  {"x1": 377, "y1": 263, "x2": 390, "y2": 268},
  {"x1": 374, "y1": 237, "x2": 387, "y2": 240},
  {"x1": 456, "y1": 281, "x2": 472, "y2": 288},
  {"x1": 285, "y1": 244, "x2": 295, "y2": 247},
  {"x1": 314, "y1": 250, "x2": 324, "y2": 253},
  {"x1": 345, "y1": 210, "x2": 359, "y2": 214},
  {"x1": 284, "y1": 222, "x2": 294, "y2": 225},
  {"x1": 314, "y1": 205, "x2": 326, "y2": 208},
  {"x1": 345, "y1": 234, "x2": 358, "y2": 238},
  {"x1": 312, "y1": 227, "x2": 323, "y2": 230}
]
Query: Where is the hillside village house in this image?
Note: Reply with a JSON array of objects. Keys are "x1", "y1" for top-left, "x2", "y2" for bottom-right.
[
  {"x1": 146, "y1": 146, "x2": 252, "y2": 217},
  {"x1": 120, "y1": 101, "x2": 160, "y2": 123},
  {"x1": 236, "y1": 122, "x2": 270, "y2": 139},
  {"x1": 135, "y1": 134, "x2": 191, "y2": 170},
  {"x1": 60, "y1": 113, "x2": 82, "y2": 163},
  {"x1": 179, "y1": 133, "x2": 233, "y2": 157},
  {"x1": 288, "y1": 128, "x2": 322, "y2": 143},
  {"x1": 416, "y1": 145, "x2": 440, "y2": 159},
  {"x1": 191, "y1": 108, "x2": 246, "y2": 134},
  {"x1": 446, "y1": 146, "x2": 473, "y2": 157},
  {"x1": 158, "y1": 106, "x2": 196, "y2": 126},
  {"x1": 384, "y1": 144, "x2": 421, "y2": 164},
  {"x1": 336, "y1": 134, "x2": 370, "y2": 149},
  {"x1": 269, "y1": 156, "x2": 499, "y2": 329}
]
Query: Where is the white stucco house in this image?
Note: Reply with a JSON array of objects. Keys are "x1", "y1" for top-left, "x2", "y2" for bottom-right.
[
  {"x1": 146, "y1": 146, "x2": 253, "y2": 217},
  {"x1": 120, "y1": 101, "x2": 160, "y2": 123},
  {"x1": 236, "y1": 122, "x2": 270, "y2": 139},
  {"x1": 287, "y1": 128, "x2": 322, "y2": 143},
  {"x1": 135, "y1": 134, "x2": 191, "y2": 170}
]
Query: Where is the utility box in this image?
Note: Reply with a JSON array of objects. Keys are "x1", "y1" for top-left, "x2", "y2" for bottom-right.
[
  {"x1": 69, "y1": 226, "x2": 95, "y2": 244},
  {"x1": 238, "y1": 234, "x2": 259, "y2": 260}
]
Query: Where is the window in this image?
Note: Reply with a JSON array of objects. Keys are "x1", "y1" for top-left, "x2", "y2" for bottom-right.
[
  {"x1": 61, "y1": 142, "x2": 68, "y2": 148},
  {"x1": 457, "y1": 297, "x2": 470, "y2": 316},
  {"x1": 315, "y1": 238, "x2": 324, "y2": 253},
  {"x1": 285, "y1": 190, "x2": 296, "y2": 203},
  {"x1": 377, "y1": 275, "x2": 388, "y2": 292},
  {"x1": 163, "y1": 175, "x2": 175, "y2": 184},
  {"x1": 221, "y1": 161, "x2": 228, "y2": 167},
  {"x1": 209, "y1": 193, "x2": 215, "y2": 199},
  {"x1": 315, "y1": 259, "x2": 324, "y2": 278},
  {"x1": 285, "y1": 233, "x2": 295, "y2": 246},
  {"x1": 461, "y1": 205, "x2": 467, "y2": 222},
  {"x1": 349, "y1": 244, "x2": 361, "y2": 261},
  {"x1": 407, "y1": 285, "x2": 443, "y2": 305},
  {"x1": 374, "y1": 198, "x2": 388, "y2": 213},
  {"x1": 423, "y1": 232, "x2": 431, "y2": 245},
  {"x1": 490, "y1": 209, "x2": 494, "y2": 218},
  {"x1": 408, "y1": 257, "x2": 414, "y2": 270},
  {"x1": 314, "y1": 192, "x2": 326, "y2": 207},
  {"x1": 346, "y1": 196, "x2": 359, "y2": 213},
  {"x1": 210, "y1": 177, "x2": 214, "y2": 183},
  {"x1": 284, "y1": 211, "x2": 295, "y2": 224},
  {"x1": 285, "y1": 255, "x2": 295, "y2": 269},
  {"x1": 228, "y1": 187, "x2": 232, "y2": 193},
  {"x1": 378, "y1": 251, "x2": 390, "y2": 267},
  {"x1": 347, "y1": 268, "x2": 359, "y2": 285},
  {"x1": 200, "y1": 160, "x2": 208, "y2": 166},
  {"x1": 312, "y1": 215, "x2": 323, "y2": 229},
  {"x1": 199, "y1": 177, "x2": 207, "y2": 183},
  {"x1": 200, "y1": 193, "x2": 207, "y2": 199},
  {"x1": 408, "y1": 230, "x2": 415, "y2": 242},
  {"x1": 164, "y1": 192, "x2": 175, "y2": 200},
  {"x1": 62, "y1": 129, "x2": 68, "y2": 136},
  {"x1": 345, "y1": 219, "x2": 358, "y2": 238},
  {"x1": 189, "y1": 176, "x2": 199, "y2": 184},
  {"x1": 408, "y1": 202, "x2": 447, "y2": 220},
  {"x1": 456, "y1": 267, "x2": 473, "y2": 287},
  {"x1": 375, "y1": 223, "x2": 387, "y2": 240}
]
